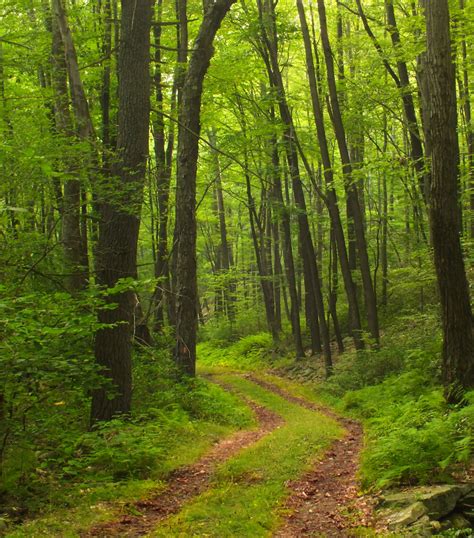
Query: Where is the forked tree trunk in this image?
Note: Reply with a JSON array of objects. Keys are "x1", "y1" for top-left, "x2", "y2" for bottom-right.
[{"x1": 174, "y1": 0, "x2": 236, "y2": 376}]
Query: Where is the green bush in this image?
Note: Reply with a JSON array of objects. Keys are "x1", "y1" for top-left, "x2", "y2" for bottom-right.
[
  {"x1": 339, "y1": 368, "x2": 474, "y2": 488},
  {"x1": 0, "y1": 305, "x2": 253, "y2": 518},
  {"x1": 198, "y1": 332, "x2": 274, "y2": 370}
]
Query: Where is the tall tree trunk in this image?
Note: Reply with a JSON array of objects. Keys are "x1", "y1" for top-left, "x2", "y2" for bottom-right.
[
  {"x1": 244, "y1": 167, "x2": 279, "y2": 341},
  {"x1": 51, "y1": 0, "x2": 89, "y2": 291},
  {"x1": 421, "y1": 0, "x2": 474, "y2": 401},
  {"x1": 329, "y1": 225, "x2": 344, "y2": 353},
  {"x1": 317, "y1": 0, "x2": 379, "y2": 345},
  {"x1": 168, "y1": 0, "x2": 189, "y2": 329},
  {"x1": 269, "y1": 129, "x2": 304, "y2": 357},
  {"x1": 174, "y1": 0, "x2": 236, "y2": 376},
  {"x1": 458, "y1": 0, "x2": 474, "y2": 239},
  {"x1": 91, "y1": 0, "x2": 152, "y2": 422},
  {"x1": 209, "y1": 129, "x2": 236, "y2": 320},
  {"x1": 257, "y1": 0, "x2": 331, "y2": 372},
  {"x1": 297, "y1": 0, "x2": 363, "y2": 350},
  {"x1": 152, "y1": 0, "x2": 176, "y2": 331},
  {"x1": 354, "y1": 0, "x2": 428, "y2": 204}
]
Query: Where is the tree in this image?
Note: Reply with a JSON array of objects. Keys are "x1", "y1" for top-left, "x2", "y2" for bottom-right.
[
  {"x1": 420, "y1": 0, "x2": 474, "y2": 401},
  {"x1": 174, "y1": 0, "x2": 236, "y2": 376},
  {"x1": 296, "y1": 0, "x2": 363, "y2": 350},
  {"x1": 317, "y1": 0, "x2": 379, "y2": 346},
  {"x1": 91, "y1": 0, "x2": 153, "y2": 422}
]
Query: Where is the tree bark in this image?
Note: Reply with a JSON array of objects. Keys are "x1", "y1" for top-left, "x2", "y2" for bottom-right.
[
  {"x1": 51, "y1": 0, "x2": 90, "y2": 291},
  {"x1": 91, "y1": 0, "x2": 152, "y2": 422},
  {"x1": 269, "y1": 128, "x2": 304, "y2": 357},
  {"x1": 209, "y1": 129, "x2": 236, "y2": 320},
  {"x1": 174, "y1": 0, "x2": 236, "y2": 376},
  {"x1": 257, "y1": 0, "x2": 331, "y2": 372},
  {"x1": 152, "y1": 0, "x2": 176, "y2": 331},
  {"x1": 317, "y1": 0, "x2": 379, "y2": 345},
  {"x1": 421, "y1": 0, "x2": 474, "y2": 401},
  {"x1": 297, "y1": 0, "x2": 363, "y2": 350}
]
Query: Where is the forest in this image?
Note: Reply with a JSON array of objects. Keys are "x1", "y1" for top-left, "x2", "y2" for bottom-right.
[{"x1": 1, "y1": 0, "x2": 474, "y2": 536}]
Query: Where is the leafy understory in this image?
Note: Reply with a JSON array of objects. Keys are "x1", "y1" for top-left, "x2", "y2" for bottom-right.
[{"x1": 2, "y1": 363, "x2": 254, "y2": 537}]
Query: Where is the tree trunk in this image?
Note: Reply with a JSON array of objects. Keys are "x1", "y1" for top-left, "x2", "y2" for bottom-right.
[
  {"x1": 458, "y1": 0, "x2": 474, "y2": 239},
  {"x1": 329, "y1": 226, "x2": 344, "y2": 353},
  {"x1": 421, "y1": 0, "x2": 474, "y2": 401},
  {"x1": 174, "y1": 0, "x2": 236, "y2": 376},
  {"x1": 91, "y1": 0, "x2": 152, "y2": 422},
  {"x1": 257, "y1": 0, "x2": 331, "y2": 372},
  {"x1": 297, "y1": 0, "x2": 363, "y2": 350},
  {"x1": 51, "y1": 0, "x2": 89, "y2": 291},
  {"x1": 269, "y1": 129, "x2": 304, "y2": 357},
  {"x1": 317, "y1": 0, "x2": 379, "y2": 346},
  {"x1": 152, "y1": 0, "x2": 176, "y2": 331},
  {"x1": 209, "y1": 129, "x2": 236, "y2": 320}
]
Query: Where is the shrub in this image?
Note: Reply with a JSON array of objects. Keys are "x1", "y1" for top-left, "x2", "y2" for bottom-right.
[{"x1": 197, "y1": 332, "x2": 274, "y2": 370}]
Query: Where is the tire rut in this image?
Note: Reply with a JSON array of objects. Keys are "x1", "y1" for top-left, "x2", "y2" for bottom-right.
[
  {"x1": 245, "y1": 374, "x2": 373, "y2": 537},
  {"x1": 82, "y1": 389, "x2": 283, "y2": 537}
]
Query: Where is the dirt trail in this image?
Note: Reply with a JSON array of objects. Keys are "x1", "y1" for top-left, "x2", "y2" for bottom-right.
[
  {"x1": 246, "y1": 375, "x2": 373, "y2": 537},
  {"x1": 83, "y1": 374, "x2": 373, "y2": 537},
  {"x1": 82, "y1": 399, "x2": 283, "y2": 537}
]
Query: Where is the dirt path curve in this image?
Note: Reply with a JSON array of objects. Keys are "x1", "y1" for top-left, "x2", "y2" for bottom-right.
[
  {"x1": 83, "y1": 398, "x2": 283, "y2": 538},
  {"x1": 246, "y1": 375, "x2": 373, "y2": 537}
]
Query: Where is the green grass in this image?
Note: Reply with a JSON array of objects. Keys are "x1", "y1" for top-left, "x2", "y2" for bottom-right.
[
  {"x1": 4, "y1": 372, "x2": 255, "y2": 538},
  {"x1": 149, "y1": 373, "x2": 342, "y2": 537},
  {"x1": 4, "y1": 421, "x2": 240, "y2": 538}
]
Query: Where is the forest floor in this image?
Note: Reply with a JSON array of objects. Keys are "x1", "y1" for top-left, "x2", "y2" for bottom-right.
[{"x1": 82, "y1": 370, "x2": 374, "y2": 537}]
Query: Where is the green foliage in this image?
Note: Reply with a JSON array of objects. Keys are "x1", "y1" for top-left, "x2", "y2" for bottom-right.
[
  {"x1": 0, "y1": 313, "x2": 253, "y2": 524},
  {"x1": 296, "y1": 307, "x2": 474, "y2": 490},
  {"x1": 197, "y1": 332, "x2": 275, "y2": 370},
  {"x1": 198, "y1": 307, "x2": 269, "y2": 344},
  {"x1": 320, "y1": 320, "x2": 473, "y2": 489}
]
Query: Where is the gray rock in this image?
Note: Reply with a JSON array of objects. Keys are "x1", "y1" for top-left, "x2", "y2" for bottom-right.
[
  {"x1": 440, "y1": 512, "x2": 472, "y2": 532},
  {"x1": 381, "y1": 485, "x2": 471, "y2": 520},
  {"x1": 410, "y1": 515, "x2": 435, "y2": 537},
  {"x1": 387, "y1": 502, "x2": 428, "y2": 529}
]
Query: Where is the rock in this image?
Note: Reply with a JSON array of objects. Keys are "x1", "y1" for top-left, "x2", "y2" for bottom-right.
[
  {"x1": 421, "y1": 485, "x2": 467, "y2": 519},
  {"x1": 440, "y1": 511, "x2": 472, "y2": 531},
  {"x1": 459, "y1": 490, "x2": 474, "y2": 511},
  {"x1": 381, "y1": 485, "x2": 470, "y2": 520},
  {"x1": 387, "y1": 501, "x2": 428, "y2": 529},
  {"x1": 410, "y1": 515, "x2": 435, "y2": 537}
]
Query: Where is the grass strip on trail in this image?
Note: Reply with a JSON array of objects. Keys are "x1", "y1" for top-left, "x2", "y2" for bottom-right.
[{"x1": 149, "y1": 373, "x2": 342, "y2": 537}]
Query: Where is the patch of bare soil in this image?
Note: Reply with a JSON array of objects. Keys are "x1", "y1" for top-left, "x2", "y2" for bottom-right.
[
  {"x1": 82, "y1": 398, "x2": 283, "y2": 537},
  {"x1": 246, "y1": 375, "x2": 374, "y2": 537}
]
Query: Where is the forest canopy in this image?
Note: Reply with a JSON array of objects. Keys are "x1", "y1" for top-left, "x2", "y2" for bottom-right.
[{"x1": 0, "y1": 0, "x2": 473, "y2": 535}]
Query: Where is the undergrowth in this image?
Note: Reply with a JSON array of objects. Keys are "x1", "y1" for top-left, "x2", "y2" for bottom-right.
[
  {"x1": 318, "y1": 310, "x2": 474, "y2": 490},
  {"x1": 198, "y1": 307, "x2": 474, "y2": 491},
  {"x1": 1, "y1": 332, "x2": 253, "y2": 536},
  {"x1": 197, "y1": 332, "x2": 281, "y2": 370},
  {"x1": 151, "y1": 373, "x2": 341, "y2": 537}
]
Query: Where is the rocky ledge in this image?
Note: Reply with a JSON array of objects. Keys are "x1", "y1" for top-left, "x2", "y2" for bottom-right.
[{"x1": 378, "y1": 484, "x2": 474, "y2": 536}]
